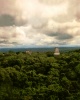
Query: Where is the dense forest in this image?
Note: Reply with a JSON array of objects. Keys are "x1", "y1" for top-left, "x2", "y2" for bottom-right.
[{"x1": 0, "y1": 49, "x2": 80, "y2": 100}]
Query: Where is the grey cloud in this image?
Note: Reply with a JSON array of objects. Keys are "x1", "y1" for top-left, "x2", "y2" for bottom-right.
[
  {"x1": 0, "y1": 40, "x2": 13, "y2": 44},
  {"x1": 12, "y1": 42, "x2": 19, "y2": 45},
  {"x1": 56, "y1": 33, "x2": 73, "y2": 40},
  {"x1": 0, "y1": 40, "x2": 8, "y2": 44},
  {"x1": 41, "y1": 26, "x2": 73, "y2": 40},
  {"x1": 0, "y1": 0, "x2": 79, "y2": 47},
  {"x1": 45, "y1": 30, "x2": 59, "y2": 36},
  {"x1": 0, "y1": 26, "x2": 28, "y2": 47},
  {"x1": 0, "y1": 14, "x2": 27, "y2": 27},
  {"x1": 0, "y1": 39, "x2": 22, "y2": 46},
  {"x1": 0, "y1": 14, "x2": 15, "y2": 27},
  {"x1": 0, "y1": 40, "x2": 13, "y2": 47},
  {"x1": 45, "y1": 31, "x2": 73, "y2": 40}
]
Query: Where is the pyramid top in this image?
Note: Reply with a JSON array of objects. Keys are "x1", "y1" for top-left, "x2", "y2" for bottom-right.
[{"x1": 54, "y1": 47, "x2": 60, "y2": 55}]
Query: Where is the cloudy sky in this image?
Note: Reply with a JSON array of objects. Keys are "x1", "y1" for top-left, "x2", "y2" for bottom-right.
[{"x1": 0, "y1": 0, "x2": 80, "y2": 47}]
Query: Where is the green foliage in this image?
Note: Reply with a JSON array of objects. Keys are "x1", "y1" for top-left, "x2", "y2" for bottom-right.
[
  {"x1": 75, "y1": 64, "x2": 80, "y2": 74},
  {"x1": 0, "y1": 49, "x2": 80, "y2": 100}
]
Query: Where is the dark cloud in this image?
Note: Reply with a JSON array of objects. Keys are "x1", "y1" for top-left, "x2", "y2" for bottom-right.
[
  {"x1": 0, "y1": 40, "x2": 8, "y2": 43},
  {"x1": 45, "y1": 31, "x2": 59, "y2": 36},
  {"x1": 12, "y1": 42, "x2": 20, "y2": 45},
  {"x1": 56, "y1": 33, "x2": 73, "y2": 40},
  {"x1": 0, "y1": 40, "x2": 13, "y2": 46},
  {"x1": 45, "y1": 31, "x2": 73, "y2": 40},
  {"x1": 0, "y1": 40, "x2": 20, "y2": 46},
  {"x1": 0, "y1": 14, "x2": 15, "y2": 26},
  {"x1": 0, "y1": 14, "x2": 27, "y2": 27}
]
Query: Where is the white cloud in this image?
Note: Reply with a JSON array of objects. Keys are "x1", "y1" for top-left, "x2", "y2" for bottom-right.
[{"x1": 0, "y1": 0, "x2": 80, "y2": 47}]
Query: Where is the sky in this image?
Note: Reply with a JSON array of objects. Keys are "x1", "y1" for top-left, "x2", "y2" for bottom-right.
[{"x1": 0, "y1": 0, "x2": 80, "y2": 47}]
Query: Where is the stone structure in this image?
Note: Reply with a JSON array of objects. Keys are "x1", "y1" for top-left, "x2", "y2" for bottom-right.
[
  {"x1": 54, "y1": 47, "x2": 60, "y2": 56},
  {"x1": 26, "y1": 51, "x2": 32, "y2": 55}
]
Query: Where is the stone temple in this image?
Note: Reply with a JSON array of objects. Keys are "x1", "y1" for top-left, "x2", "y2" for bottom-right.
[{"x1": 54, "y1": 47, "x2": 60, "y2": 56}]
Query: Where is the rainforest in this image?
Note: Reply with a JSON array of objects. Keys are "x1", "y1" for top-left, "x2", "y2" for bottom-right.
[{"x1": 0, "y1": 49, "x2": 80, "y2": 100}]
